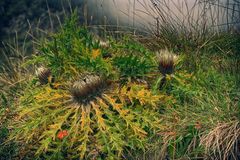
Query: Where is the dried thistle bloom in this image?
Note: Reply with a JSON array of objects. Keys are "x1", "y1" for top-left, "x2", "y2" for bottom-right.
[
  {"x1": 35, "y1": 66, "x2": 52, "y2": 84},
  {"x1": 70, "y1": 74, "x2": 104, "y2": 103},
  {"x1": 99, "y1": 40, "x2": 109, "y2": 48},
  {"x1": 157, "y1": 49, "x2": 178, "y2": 75}
]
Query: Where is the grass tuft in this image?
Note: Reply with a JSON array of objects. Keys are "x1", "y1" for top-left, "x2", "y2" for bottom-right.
[{"x1": 200, "y1": 120, "x2": 240, "y2": 159}]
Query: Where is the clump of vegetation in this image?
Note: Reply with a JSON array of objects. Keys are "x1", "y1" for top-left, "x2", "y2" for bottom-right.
[{"x1": 5, "y1": 13, "x2": 172, "y2": 159}]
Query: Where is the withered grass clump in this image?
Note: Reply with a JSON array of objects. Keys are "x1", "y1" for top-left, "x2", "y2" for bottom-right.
[{"x1": 200, "y1": 121, "x2": 240, "y2": 160}]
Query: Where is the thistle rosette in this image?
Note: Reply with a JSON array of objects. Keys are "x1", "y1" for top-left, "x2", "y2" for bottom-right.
[{"x1": 10, "y1": 73, "x2": 164, "y2": 159}]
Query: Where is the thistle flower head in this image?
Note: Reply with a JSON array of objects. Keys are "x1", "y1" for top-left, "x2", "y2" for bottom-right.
[
  {"x1": 157, "y1": 49, "x2": 178, "y2": 75},
  {"x1": 99, "y1": 40, "x2": 109, "y2": 48},
  {"x1": 70, "y1": 74, "x2": 104, "y2": 103},
  {"x1": 35, "y1": 66, "x2": 52, "y2": 84}
]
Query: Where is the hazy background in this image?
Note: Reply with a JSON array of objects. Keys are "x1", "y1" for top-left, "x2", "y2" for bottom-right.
[
  {"x1": 0, "y1": 0, "x2": 239, "y2": 48},
  {"x1": 86, "y1": 0, "x2": 240, "y2": 31}
]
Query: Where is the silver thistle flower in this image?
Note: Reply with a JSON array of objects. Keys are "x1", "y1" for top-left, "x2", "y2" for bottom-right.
[
  {"x1": 70, "y1": 74, "x2": 104, "y2": 103},
  {"x1": 156, "y1": 49, "x2": 178, "y2": 75},
  {"x1": 35, "y1": 67, "x2": 52, "y2": 84}
]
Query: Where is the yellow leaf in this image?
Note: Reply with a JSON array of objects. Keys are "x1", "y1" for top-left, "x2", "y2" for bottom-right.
[
  {"x1": 92, "y1": 49, "x2": 101, "y2": 59},
  {"x1": 103, "y1": 94, "x2": 116, "y2": 106},
  {"x1": 97, "y1": 98, "x2": 109, "y2": 109},
  {"x1": 52, "y1": 83, "x2": 61, "y2": 89},
  {"x1": 47, "y1": 76, "x2": 53, "y2": 83},
  {"x1": 69, "y1": 65, "x2": 79, "y2": 75},
  {"x1": 132, "y1": 125, "x2": 147, "y2": 137},
  {"x1": 137, "y1": 89, "x2": 146, "y2": 98},
  {"x1": 91, "y1": 102, "x2": 106, "y2": 130},
  {"x1": 80, "y1": 108, "x2": 86, "y2": 130}
]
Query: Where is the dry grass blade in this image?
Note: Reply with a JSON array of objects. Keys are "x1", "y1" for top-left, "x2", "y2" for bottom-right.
[{"x1": 200, "y1": 120, "x2": 240, "y2": 160}]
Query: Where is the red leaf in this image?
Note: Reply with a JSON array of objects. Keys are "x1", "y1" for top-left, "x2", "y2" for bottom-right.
[{"x1": 57, "y1": 130, "x2": 68, "y2": 140}]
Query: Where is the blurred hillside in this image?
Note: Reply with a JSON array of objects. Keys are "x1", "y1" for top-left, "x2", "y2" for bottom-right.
[
  {"x1": 0, "y1": 0, "x2": 87, "y2": 66},
  {"x1": 0, "y1": 0, "x2": 85, "y2": 47}
]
